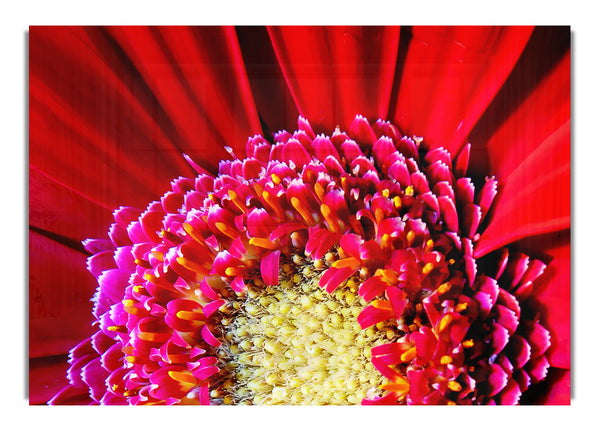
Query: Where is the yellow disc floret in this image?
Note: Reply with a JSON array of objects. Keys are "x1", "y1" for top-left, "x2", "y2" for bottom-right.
[{"x1": 214, "y1": 255, "x2": 392, "y2": 405}]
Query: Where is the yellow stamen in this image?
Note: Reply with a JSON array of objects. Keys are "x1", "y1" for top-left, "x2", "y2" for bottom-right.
[
  {"x1": 437, "y1": 282, "x2": 452, "y2": 294},
  {"x1": 462, "y1": 339, "x2": 475, "y2": 348},
  {"x1": 380, "y1": 381, "x2": 410, "y2": 393},
  {"x1": 440, "y1": 355, "x2": 453, "y2": 365},
  {"x1": 381, "y1": 233, "x2": 392, "y2": 249},
  {"x1": 291, "y1": 196, "x2": 316, "y2": 226},
  {"x1": 219, "y1": 264, "x2": 390, "y2": 405},
  {"x1": 331, "y1": 256, "x2": 361, "y2": 269},
  {"x1": 438, "y1": 314, "x2": 453, "y2": 333},
  {"x1": 455, "y1": 302, "x2": 468, "y2": 313},
  {"x1": 447, "y1": 381, "x2": 462, "y2": 392},
  {"x1": 320, "y1": 203, "x2": 340, "y2": 232},
  {"x1": 372, "y1": 299, "x2": 393, "y2": 311},
  {"x1": 262, "y1": 190, "x2": 285, "y2": 220},
  {"x1": 249, "y1": 237, "x2": 279, "y2": 250},
  {"x1": 422, "y1": 262, "x2": 434, "y2": 275},
  {"x1": 227, "y1": 190, "x2": 246, "y2": 213},
  {"x1": 176, "y1": 310, "x2": 205, "y2": 322},
  {"x1": 150, "y1": 250, "x2": 164, "y2": 261},
  {"x1": 182, "y1": 222, "x2": 205, "y2": 245},
  {"x1": 400, "y1": 347, "x2": 417, "y2": 362},
  {"x1": 137, "y1": 331, "x2": 170, "y2": 343},
  {"x1": 405, "y1": 185, "x2": 414, "y2": 197},
  {"x1": 314, "y1": 182, "x2": 325, "y2": 201},
  {"x1": 425, "y1": 239, "x2": 434, "y2": 252},
  {"x1": 215, "y1": 221, "x2": 238, "y2": 239},
  {"x1": 168, "y1": 371, "x2": 197, "y2": 391},
  {"x1": 393, "y1": 195, "x2": 402, "y2": 209},
  {"x1": 271, "y1": 173, "x2": 281, "y2": 185},
  {"x1": 375, "y1": 268, "x2": 398, "y2": 284}
]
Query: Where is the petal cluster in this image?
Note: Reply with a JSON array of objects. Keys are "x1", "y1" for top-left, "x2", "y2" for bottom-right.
[{"x1": 50, "y1": 115, "x2": 552, "y2": 405}]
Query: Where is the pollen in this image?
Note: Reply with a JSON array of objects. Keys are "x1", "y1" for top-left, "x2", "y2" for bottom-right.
[{"x1": 214, "y1": 256, "x2": 391, "y2": 405}]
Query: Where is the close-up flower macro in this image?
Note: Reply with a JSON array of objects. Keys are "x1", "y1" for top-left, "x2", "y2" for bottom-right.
[{"x1": 28, "y1": 25, "x2": 571, "y2": 406}]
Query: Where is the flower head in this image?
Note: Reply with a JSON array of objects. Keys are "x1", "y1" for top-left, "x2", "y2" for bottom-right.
[
  {"x1": 29, "y1": 26, "x2": 570, "y2": 406},
  {"x1": 48, "y1": 114, "x2": 555, "y2": 405}
]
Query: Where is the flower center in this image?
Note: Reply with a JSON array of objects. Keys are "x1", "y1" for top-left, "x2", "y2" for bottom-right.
[{"x1": 214, "y1": 253, "x2": 393, "y2": 405}]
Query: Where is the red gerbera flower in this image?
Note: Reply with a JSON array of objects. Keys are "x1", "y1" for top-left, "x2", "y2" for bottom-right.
[{"x1": 28, "y1": 25, "x2": 570, "y2": 405}]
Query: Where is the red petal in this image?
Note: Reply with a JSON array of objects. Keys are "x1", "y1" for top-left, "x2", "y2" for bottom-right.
[
  {"x1": 484, "y1": 52, "x2": 570, "y2": 182},
  {"x1": 268, "y1": 26, "x2": 400, "y2": 131},
  {"x1": 108, "y1": 26, "x2": 261, "y2": 165},
  {"x1": 534, "y1": 241, "x2": 570, "y2": 369},
  {"x1": 236, "y1": 26, "x2": 299, "y2": 134},
  {"x1": 29, "y1": 231, "x2": 96, "y2": 358},
  {"x1": 29, "y1": 27, "x2": 195, "y2": 210},
  {"x1": 391, "y1": 26, "x2": 533, "y2": 155},
  {"x1": 475, "y1": 120, "x2": 570, "y2": 257}
]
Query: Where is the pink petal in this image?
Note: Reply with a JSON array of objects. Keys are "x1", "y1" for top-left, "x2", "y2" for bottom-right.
[
  {"x1": 319, "y1": 266, "x2": 357, "y2": 294},
  {"x1": 201, "y1": 325, "x2": 221, "y2": 348},
  {"x1": 261, "y1": 250, "x2": 281, "y2": 286}
]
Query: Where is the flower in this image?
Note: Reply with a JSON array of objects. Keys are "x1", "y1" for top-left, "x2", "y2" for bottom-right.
[{"x1": 29, "y1": 26, "x2": 570, "y2": 405}]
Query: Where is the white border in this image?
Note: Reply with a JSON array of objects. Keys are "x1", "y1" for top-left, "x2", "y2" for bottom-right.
[{"x1": 4, "y1": 1, "x2": 597, "y2": 429}]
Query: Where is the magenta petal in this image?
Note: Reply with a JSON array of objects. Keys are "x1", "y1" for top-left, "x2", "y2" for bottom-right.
[
  {"x1": 261, "y1": 250, "x2": 281, "y2": 286},
  {"x1": 311, "y1": 134, "x2": 340, "y2": 161},
  {"x1": 230, "y1": 276, "x2": 246, "y2": 293},
  {"x1": 203, "y1": 299, "x2": 226, "y2": 318},
  {"x1": 525, "y1": 321, "x2": 551, "y2": 358},
  {"x1": 495, "y1": 304, "x2": 519, "y2": 335},
  {"x1": 83, "y1": 238, "x2": 115, "y2": 254},
  {"x1": 341, "y1": 139, "x2": 364, "y2": 161},
  {"x1": 357, "y1": 304, "x2": 395, "y2": 329},
  {"x1": 438, "y1": 196, "x2": 459, "y2": 232},
  {"x1": 339, "y1": 233, "x2": 362, "y2": 259},
  {"x1": 490, "y1": 322, "x2": 510, "y2": 355},
  {"x1": 82, "y1": 357, "x2": 109, "y2": 402},
  {"x1": 372, "y1": 136, "x2": 397, "y2": 167},
  {"x1": 455, "y1": 177, "x2": 475, "y2": 207},
  {"x1": 496, "y1": 379, "x2": 522, "y2": 405},
  {"x1": 191, "y1": 365, "x2": 220, "y2": 381},
  {"x1": 454, "y1": 143, "x2": 471, "y2": 178},
  {"x1": 283, "y1": 138, "x2": 312, "y2": 168},
  {"x1": 461, "y1": 204, "x2": 482, "y2": 239},
  {"x1": 386, "y1": 286, "x2": 408, "y2": 319},
  {"x1": 114, "y1": 246, "x2": 136, "y2": 271},
  {"x1": 527, "y1": 356, "x2": 550, "y2": 384},
  {"x1": 201, "y1": 325, "x2": 221, "y2": 348},
  {"x1": 508, "y1": 335, "x2": 532, "y2": 369},
  {"x1": 358, "y1": 276, "x2": 388, "y2": 302},
  {"x1": 350, "y1": 114, "x2": 377, "y2": 148},
  {"x1": 98, "y1": 269, "x2": 131, "y2": 304},
  {"x1": 87, "y1": 251, "x2": 116, "y2": 277},
  {"x1": 361, "y1": 392, "x2": 399, "y2": 405},
  {"x1": 319, "y1": 266, "x2": 357, "y2": 294},
  {"x1": 371, "y1": 356, "x2": 404, "y2": 382},
  {"x1": 371, "y1": 343, "x2": 405, "y2": 365},
  {"x1": 387, "y1": 159, "x2": 411, "y2": 187},
  {"x1": 487, "y1": 363, "x2": 509, "y2": 397}
]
